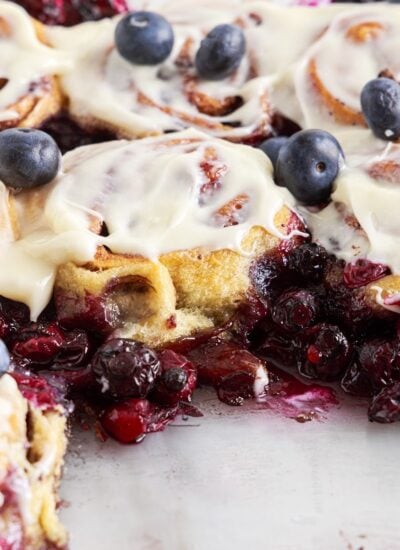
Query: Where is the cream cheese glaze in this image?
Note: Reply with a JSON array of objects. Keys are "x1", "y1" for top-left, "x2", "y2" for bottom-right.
[
  {"x1": 47, "y1": 2, "x2": 275, "y2": 141},
  {"x1": 0, "y1": 2, "x2": 70, "y2": 120},
  {"x1": 0, "y1": 129, "x2": 299, "y2": 319},
  {"x1": 2, "y1": 1, "x2": 400, "y2": 316}
]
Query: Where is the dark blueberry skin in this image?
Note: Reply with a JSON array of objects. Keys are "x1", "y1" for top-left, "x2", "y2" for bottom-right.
[
  {"x1": 361, "y1": 77, "x2": 400, "y2": 141},
  {"x1": 276, "y1": 129, "x2": 344, "y2": 205},
  {"x1": 0, "y1": 129, "x2": 61, "y2": 189},
  {"x1": 162, "y1": 367, "x2": 188, "y2": 392},
  {"x1": 115, "y1": 11, "x2": 174, "y2": 65},
  {"x1": 0, "y1": 339, "x2": 9, "y2": 376},
  {"x1": 195, "y1": 24, "x2": 246, "y2": 81},
  {"x1": 258, "y1": 137, "x2": 289, "y2": 172},
  {"x1": 91, "y1": 338, "x2": 161, "y2": 400}
]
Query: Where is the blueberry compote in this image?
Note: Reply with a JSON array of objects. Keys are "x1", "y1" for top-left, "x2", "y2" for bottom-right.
[
  {"x1": 250, "y1": 241, "x2": 400, "y2": 423},
  {"x1": 4, "y1": 215, "x2": 400, "y2": 447},
  {"x1": 13, "y1": 0, "x2": 127, "y2": 26},
  {"x1": 40, "y1": 113, "x2": 116, "y2": 154}
]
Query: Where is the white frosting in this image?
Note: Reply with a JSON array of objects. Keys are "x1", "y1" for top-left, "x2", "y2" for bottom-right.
[
  {"x1": 47, "y1": 2, "x2": 277, "y2": 140},
  {"x1": 1, "y1": 1, "x2": 400, "y2": 314},
  {"x1": 0, "y1": 2, "x2": 70, "y2": 120},
  {"x1": 0, "y1": 129, "x2": 299, "y2": 319}
]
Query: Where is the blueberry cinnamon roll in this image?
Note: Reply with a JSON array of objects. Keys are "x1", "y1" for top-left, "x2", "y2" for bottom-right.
[
  {"x1": 0, "y1": 129, "x2": 302, "y2": 346},
  {"x1": 46, "y1": 3, "x2": 277, "y2": 143},
  {"x1": 0, "y1": 2, "x2": 68, "y2": 131}
]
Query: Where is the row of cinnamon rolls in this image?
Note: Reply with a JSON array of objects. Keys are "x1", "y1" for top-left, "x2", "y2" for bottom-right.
[{"x1": 1, "y1": 1, "x2": 400, "y2": 143}]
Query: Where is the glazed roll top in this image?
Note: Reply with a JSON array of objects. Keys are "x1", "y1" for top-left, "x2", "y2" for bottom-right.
[
  {"x1": 46, "y1": 1, "x2": 277, "y2": 140},
  {"x1": 0, "y1": 129, "x2": 299, "y2": 320},
  {"x1": 0, "y1": 2, "x2": 68, "y2": 128}
]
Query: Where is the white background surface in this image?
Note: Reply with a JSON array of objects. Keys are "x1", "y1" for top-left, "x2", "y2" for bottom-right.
[{"x1": 60, "y1": 389, "x2": 400, "y2": 550}]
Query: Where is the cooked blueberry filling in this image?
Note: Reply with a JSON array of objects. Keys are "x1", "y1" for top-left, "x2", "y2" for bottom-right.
[
  {"x1": 91, "y1": 338, "x2": 161, "y2": 400},
  {"x1": 162, "y1": 367, "x2": 188, "y2": 392}
]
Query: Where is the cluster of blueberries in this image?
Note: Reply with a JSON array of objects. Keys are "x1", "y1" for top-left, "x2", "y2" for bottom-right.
[
  {"x1": 0, "y1": 11, "x2": 399, "y2": 210},
  {"x1": 115, "y1": 11, "x2": 246, "y2": 81},
  {"x1": 259, "y1": 76, "x2": 400, "y2": 205}
]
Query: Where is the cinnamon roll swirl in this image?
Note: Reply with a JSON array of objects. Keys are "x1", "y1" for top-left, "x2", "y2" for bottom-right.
[
  {"x1": 0, "y1": 2, "x2": 69, "y2": 131},
  {"x1": 46, "y1": 2, "x2": 277, "y2": 143}
]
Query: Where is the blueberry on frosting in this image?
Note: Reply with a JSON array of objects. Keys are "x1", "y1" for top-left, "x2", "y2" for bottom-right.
[
  {"x1": 115, "y1": 11, "x2": 174, "y2": 65},
  {"x1": 276, "y1": 129, "x2": 344, "y2": 205},
  {"x1": 361, "y1": 77, "x2": 400, "y2": 141},
  {"x1": 195, "y1": 24, "x2": 246, "y2": 81},
  {"x1": 258, "y1": 137, "x2": 289, "y2": 172},
  {"x1": 0, "y1": 129, "x2": 61, "y2": 189}
]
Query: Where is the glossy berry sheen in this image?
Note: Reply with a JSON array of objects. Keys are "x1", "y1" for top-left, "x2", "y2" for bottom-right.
[
  {"x1": 11, "y1": 323, "x2": 65, "y2": 365},
  {"x1": 0, "y1": 340, "x2": 9, "y2": 376},
  {"x1": 271, "y1": 289, "x2": 319, "y2": 332},
  {"x1": 258, "y1": 136, "x2": 289, "y2": 172},
  {"x1": 0, "y1": 129, "x2": 61, "y2": 189},
  {"x1": 368, "y1": 382, "x2": 400, "y2": 423},
  {"x1": 343, "y1": 259, "x2": 389, "y2": 289},
  {"x1": 100, "y1": 397, "x2": 178, "y2": 443},
  {"x1": 101, "y1": 398, "x2": 151, "y2": 443},
  {"x1": 300, "y1": 324, "x2": 351, "y2": 381},
  {"x1": 250, "y1": 254, "x2": 291, "y2": 304},
  {"x1": 187, "y1": 337, "x2": 267, "y2": 405},
  {"x1": 357, "y1": 338, "x2": 397, "y2": 390},
  {"x1": 91, "y1": 338, "x2": 161, "y2": 400},
  {"x1": 14, "y1": 0, "x2": 127, "y2": 25},
  {"x1": 256, "y1": 326, "x2": 300, "y2": 370},
  {"x1": 341, "y1": 362, "x2": 373, "y2": 397},
  {"x1": 115, "y1": 11, "x2": 174, "y2": 65},
  {"x1": 287, "y1": 243, "x2": 328, "y2": 283},
  {"x1": 361, "y1": 77, "x2": 400, "y2": 141},
  {"x1": 163, "y1": 367, "x2": 188, "y2": 392},
  {"x1": 150, "y1": 349, "x2": 197, "y2": 407},
  {"x1": 195, "y1": 24, "x2": 246, "y2": 81},
  {"x1": 276, "y1": 129, "x2": 344, "y2": 205}
]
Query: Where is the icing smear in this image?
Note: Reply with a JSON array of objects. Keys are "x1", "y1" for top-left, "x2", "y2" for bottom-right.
[
  {"x1": 301, "y1": 131, "x2": 400, "y2": 276},
  {"x1": 0, "y1": 2, "x2": 71, "y2": 119},
  {"x1": 0, "y1": 129, "x2": 299, "y2": 319}
]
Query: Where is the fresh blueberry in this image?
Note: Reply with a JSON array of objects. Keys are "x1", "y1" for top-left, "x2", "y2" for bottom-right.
[
  {"x1": 361, "y1": 77, "x2": 400, "y2": 141},
  {"x1": 258, "y1": 137, "x2": 289, "y2": 172},
  {"x1": 195, "y1": 24, "x2": 246, "y2": 81},
  {"x1": 0, "y1": 129, "x2": 61, "y2": 189},
  {"x1": 115, "y1": 11, "x2": 174, "y2": 65},
  {"x1": 275, "y1": 129, "x2": 344, "y2": 205},
  {"x1": 0, "y1": 340, "x2": 10, "y2": 376}
]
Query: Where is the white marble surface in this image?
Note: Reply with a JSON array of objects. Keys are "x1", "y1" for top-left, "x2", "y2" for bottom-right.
[{"x1": 61, "y1": 390, "x2": 400, "y2": 550}]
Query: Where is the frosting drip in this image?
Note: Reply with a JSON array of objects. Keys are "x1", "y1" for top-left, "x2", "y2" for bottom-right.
[
  {"x1": 0, "y1": 129, "x2": 295, "y2": 318},
  {"x1": 0, "y1": 2, "x2": 70, "y2": 120},
  {"x1": 2, "y1": 1, "x2": 400, "y2": 313}
]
